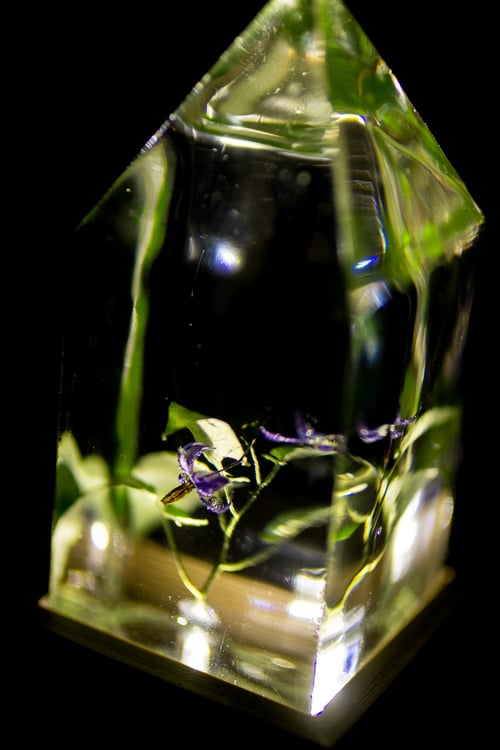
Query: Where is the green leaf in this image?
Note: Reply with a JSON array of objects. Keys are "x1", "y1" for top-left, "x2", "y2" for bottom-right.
[
  {"x1": 400, "y1": 406, "x2": 460, "y2": 455},
  {"x1": 331, "y1": 521, "x2": 360, "y2": 542},
  {"x1": 162, "y1": 401, "x2": 206, "y2": 438},
  {"x1": 111, "y1": 475, "x2": 156, "y2": 493},
  {"x1": 262, "y1": 444, "x2": 314, "y2": 464},
  {"x1": 260, "y1": 505, "x2": 331, "y2": 544},
  {"x1": 54, "y1": 462, "x2": 81, "y2": 522},
  {"x1": 194, "y1": 417, "x2": 246, "y2": 461},
  {"x1": 114, "y1": 145, "x2": 175, "y2": 476},
  {"x1": 262, "y1": 449, "x2": 288, "y2": 465}
]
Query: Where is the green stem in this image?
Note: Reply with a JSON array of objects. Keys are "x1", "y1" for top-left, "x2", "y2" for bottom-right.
[
  {"x1": 109, "y1": 144, "x2": 175, "y2": 503},
  {"x1": 219, "y1": 545, "x2": 279, "y2": 573},
  {"x1": 199, "y1": 459, "x2": 283, "y2": 597},
  {"x1": 164, "y1": 454, "x2": 284, "y2": 600},
  {"x1": 164, "y1": 518, "x2": 205, "y2": 601}
]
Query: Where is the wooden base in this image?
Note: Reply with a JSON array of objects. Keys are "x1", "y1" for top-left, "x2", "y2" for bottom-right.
[{"x1": 38, "y1": 566, "x2": 457, "y2": 747}]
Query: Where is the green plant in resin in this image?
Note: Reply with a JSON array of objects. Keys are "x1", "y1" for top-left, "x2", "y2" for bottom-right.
[{"x1": 46, "y1": 0, "x2": 484, "y2": 725}]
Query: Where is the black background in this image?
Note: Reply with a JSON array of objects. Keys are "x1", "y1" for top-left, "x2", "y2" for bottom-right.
[{"x1": 14, "y1": 0, "x2": 496, "y2": 745}]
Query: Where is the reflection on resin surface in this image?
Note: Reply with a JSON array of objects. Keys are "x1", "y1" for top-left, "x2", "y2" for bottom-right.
[{"x1": 45, "y1": 0, "x2": 483, "y2": 721}]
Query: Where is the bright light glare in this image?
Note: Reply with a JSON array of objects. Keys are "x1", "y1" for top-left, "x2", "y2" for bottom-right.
[
  {"x1": 310, "y1": 606, "x2": 363, "y2": 715},
  {"x1": 90, "y1": 521, "x2": 109, "y2": 551},
  {"x1": 213, "y1": 241, "x2": 242, "y2": 274},
  {"x1": 353, "y1": 255, "x2": 379, "y2": 272},
  {"x1": 288, "y1": 570, "x2": 325, "y2": 620},
  {"x1": 288, "y1": 598, "x2": 324, "y2": 621},
  {"x1": 391, "y1": 495, "x2": 420, "y2": 581},
  {"x1": 310, "y1": 636, "x2": 361, "y2": 716},
  {"x1": 181, "y1": 628, "x2": 211, "y2": 672},
  {"x1": 293, "y1": 571, "x2": 325, "y2": 598}
]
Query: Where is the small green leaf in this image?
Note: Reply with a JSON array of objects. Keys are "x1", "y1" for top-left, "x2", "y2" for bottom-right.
[
  {"x1": 331, "y1": 521, "x2": 360, "y2": 542},
  {"x1": 111, "y1": 475, "x2": 156, "y2": 493},
  {"x1": 194, "y1": 417, "x2": 246, "y2": 461},
  {"x1": 262, "y1": 448, "x2": 289, "y2": 465},
  {"x1": 260, "y1": 505, "x2": 331, "y2": 544},
  {"x1": 162, "y1": 401, "x2": 206, "y2": 438},
  {"x1": 54, "y1": 463, "x2": 81, "y2": 521},
  {"x1": 262, "y1": 444, "x2": 313, "y2": 464},
  {"x1": 400, "y1": 406, "x2": 459, "y2": 455}
]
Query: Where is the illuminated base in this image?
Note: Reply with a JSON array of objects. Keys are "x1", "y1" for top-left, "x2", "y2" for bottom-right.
[{"x1": 38, "y1": 566, "x2": 456, "y2": 747}]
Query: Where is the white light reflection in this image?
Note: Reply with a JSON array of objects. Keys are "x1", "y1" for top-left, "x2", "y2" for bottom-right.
[
  {"x1": 212, "y1": 240, "x2": 242, "y2": 275},
  {"x1": 90, "y1": 521, "x2": 109, "y2": 551},
  {"x1": 177, "y1": 599, "x2": 219, "y2": 673},
  {"x1": 288, "y1": 570, "x2": 325, "y2": 622},
  {"x1": 391, "y1": 494, "x2": 420, "y2": 581},
  {"x1": 353, "y1": 255, "x2": 379, "y2": 272},
  {"x1": 351, "y1": 279, "x2": 391, "y2": 317},
  {"x1": 310, "y1": 606, "x2": 364, "y2": 716},
  {"x1": 390, "y1": 473, "x2": 454, "y2": 583},
  {"x1": 180, "y1": 628, "x2": 211, "y2": 672}
]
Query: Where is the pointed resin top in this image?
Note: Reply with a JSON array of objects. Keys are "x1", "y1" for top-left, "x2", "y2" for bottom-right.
[
  {"x1": 169, "y1": 0, "x2": 482, "y2": 257},
  {"x1": 173, "y1": 1, "x2": 448, "y2": 160}
]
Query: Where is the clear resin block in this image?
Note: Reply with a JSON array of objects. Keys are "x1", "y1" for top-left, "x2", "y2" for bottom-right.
[{"x1": 41, "y1": 0, "x2": 483, "y2": 742}]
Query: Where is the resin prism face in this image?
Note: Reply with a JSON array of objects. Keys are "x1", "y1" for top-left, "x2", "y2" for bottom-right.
[{"x1": 43, "y1": 0, "x2": 483, "y2": 730}]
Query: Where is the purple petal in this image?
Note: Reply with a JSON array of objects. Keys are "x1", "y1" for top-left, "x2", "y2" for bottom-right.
[
  {"x1": 357, "y1": 423, "x2": 389, "y2": 443},
  {"x1": 193, "y1": 471, "x2": 230, "y2": 499},
  {"x1": 293, "y1": 411, "x2": 317, "y2": 440},
  {"x1": 258, "y1": 425, "x2": 303, "y2": 445},
  {"x1": 177, "y1": 441, "x2": 230, "y2": 511},
  {"x1": 390, "y1": 414, "x2": 418, "y2": 437},
  {"x1": 201, "y1": 494, "x2": 231, "y2": 514},
  {"x1": 178, "y1": 442, "x2": 212, "y2": 475},
  {"x1": 260, "y1": 414, "x2": 346, "y2": 453},
  {"x1": 358, "y1": 413, "x2": 418, "y2": 443}
]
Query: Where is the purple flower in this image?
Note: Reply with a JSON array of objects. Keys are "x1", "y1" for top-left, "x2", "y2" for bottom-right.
[
  {"x1": 259, "y1": 411, "x2": 347, "y2": 453},
  {"x1": 357, "y1": 413, "x2": 418, "y2": 444},
  {"x1": 162, "y1": 442, "x2": 231, "y2": 513}
]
